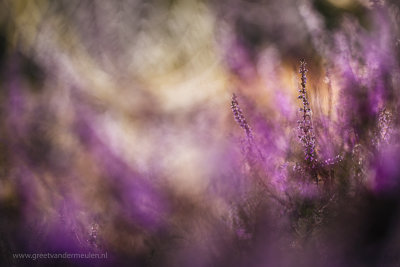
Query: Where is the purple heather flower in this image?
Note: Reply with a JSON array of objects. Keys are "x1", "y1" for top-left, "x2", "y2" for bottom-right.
[
  {"x1": 297, "y1": 60, "x2": 317, "y2": 173},
  {"x1": 231, "y1": 93, "x2": 253, "y2": 141}
]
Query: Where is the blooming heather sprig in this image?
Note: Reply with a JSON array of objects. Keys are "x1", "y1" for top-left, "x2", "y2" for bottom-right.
[
  {"x1": 231, "y1": 93, "x2": 253, "y2": 140},
  {"x1": 297, "y1": 60, "x2": 317, "y2": 174}
]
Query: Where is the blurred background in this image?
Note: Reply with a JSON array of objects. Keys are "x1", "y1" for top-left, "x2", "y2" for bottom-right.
[{"x1": 1, "y1": 0, "x2": 400, "y2": 266}]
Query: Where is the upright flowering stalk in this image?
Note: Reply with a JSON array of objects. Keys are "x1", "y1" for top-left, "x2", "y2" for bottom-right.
[
  {"x1": 297, "y1": 60, "x2": 318, "y2": 182},
  {"x1": 231, "y1": 93, "x2": 253, "y2": 141}
]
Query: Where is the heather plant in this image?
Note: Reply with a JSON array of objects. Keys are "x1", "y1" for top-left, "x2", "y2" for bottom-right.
[
  {"x1": 228, "y1": 52, "x2": 400, "y2": 265},
  {"x1": 231, "y1": 93, "x2": 253, "y2": 141},
  {"x1": 296, "y1": 59, "x2": 318, "y2": 182},
  {"x1": 2, "y1": 0, "x2": 400, "y2": 266}
]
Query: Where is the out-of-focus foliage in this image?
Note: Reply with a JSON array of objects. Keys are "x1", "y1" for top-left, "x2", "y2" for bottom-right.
[{"x1": 1, "y1": 0, "x2": 400, "y2": 266}]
